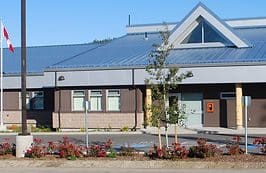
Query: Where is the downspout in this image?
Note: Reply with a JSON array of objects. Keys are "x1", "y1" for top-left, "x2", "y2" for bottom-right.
[
  {"x1": 132, "y1": 69, "x2": 138, "y2": 131},
  {"x1": 55, "y1": 71, "x2": 61, "y2": 129}
]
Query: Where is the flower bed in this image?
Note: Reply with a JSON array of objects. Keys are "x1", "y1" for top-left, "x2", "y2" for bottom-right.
[{"x1": 0, "y1": 136, "x2": 265, "y2": 161}]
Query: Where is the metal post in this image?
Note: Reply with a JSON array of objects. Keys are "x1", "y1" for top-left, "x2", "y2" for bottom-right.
[
  {"x1": 85, "y1": 101, "x2": 89, "y2": 148},
  {"x1": 0, "y1": 19, "x2": 4, "y2": 128},
  {"x1": 58, "y1": 89, "x2": 62, "y2": 129},
  {"x1": 244, "y1": 96, "x2": 248, "y2": 154},
  {"x1": 21, "y1": 0, "x2": 28, "y2": 135}
]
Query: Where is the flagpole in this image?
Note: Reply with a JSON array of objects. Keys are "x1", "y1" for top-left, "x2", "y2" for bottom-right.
[{"x1": 0, "y1": 19, "x2": 4, "y2": 128}]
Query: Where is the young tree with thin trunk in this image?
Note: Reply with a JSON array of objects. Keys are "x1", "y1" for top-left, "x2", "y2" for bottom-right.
[{"x1": 145, "y1": 26, "x2": 193, "y2": 148}]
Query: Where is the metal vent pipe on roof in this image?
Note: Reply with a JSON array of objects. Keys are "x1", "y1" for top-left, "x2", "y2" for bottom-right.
[{"x1": 144, "y1": 32, "x2": 148, "y2": 40}]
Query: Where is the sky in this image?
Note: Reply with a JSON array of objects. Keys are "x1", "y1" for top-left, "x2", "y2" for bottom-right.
[{"x1": 1, "y1": 0, "x2": 266, "y2": 47}]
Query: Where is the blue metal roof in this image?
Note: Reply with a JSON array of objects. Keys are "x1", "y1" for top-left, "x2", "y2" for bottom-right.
[
  {"x1": 4, "y1": 27, "x2": 266, "y2": 74},
  {"x1": 3, "y1": 43, "x2": 101, "y2": 74},
  {"x1": 47, "y1": 27, "x2": 266, "y2": 70},
  {"x1": 47, "y1": 34, "x2": 162, "y2": 70}
]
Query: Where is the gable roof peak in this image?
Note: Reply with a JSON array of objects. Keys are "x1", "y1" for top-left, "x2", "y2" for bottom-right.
[{"x1": 168, "y1": 2, "x2": 251, "y2": 49}]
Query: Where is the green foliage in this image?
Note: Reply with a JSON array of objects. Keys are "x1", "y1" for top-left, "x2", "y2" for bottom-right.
[
  {"x1": 32, "y1": 125, "x2": 52, "y2": 132},
  {"x1": 107, "y1": 150, "x2": 117, "y2": 158},
  {"x1": 120, "y1": 126, "x2": 129, "y2": 132},
  {"x1": 167, "y1": 98, "x2": 187, "y2": 125},
  {"x1": 145, "y1": 24, "x2": 193, "y2": 127}
]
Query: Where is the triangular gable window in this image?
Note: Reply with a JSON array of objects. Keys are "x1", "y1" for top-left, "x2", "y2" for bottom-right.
[
  {"x1": 181, "y1": 18, "x2": 231, "y2": 45},
  {"x1": 168, "y1": 3, "x2": 250, "y2": 48}
]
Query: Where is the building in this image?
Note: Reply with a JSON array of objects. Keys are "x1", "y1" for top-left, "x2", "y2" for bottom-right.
[{"x1": 2, "y1": 3, "x2": 266, "y2": 129}]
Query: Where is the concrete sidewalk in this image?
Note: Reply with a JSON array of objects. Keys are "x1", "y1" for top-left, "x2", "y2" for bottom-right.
[
  {"x1": 0, "y1": 131, "x2": 142, "y2": 136},
  {"x1": 0, "y1": 126, "x2": 264, "y2": 136},
  {"x1": 141, "y1": 125, "x2": 266, "y2": 136}
]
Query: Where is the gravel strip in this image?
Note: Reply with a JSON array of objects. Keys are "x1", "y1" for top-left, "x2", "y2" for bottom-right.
[{"x1": 0, "y1": 160, "x2": 265, "y2": 169}]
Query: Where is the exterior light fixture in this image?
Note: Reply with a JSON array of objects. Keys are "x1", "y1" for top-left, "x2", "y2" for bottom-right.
[{"x1": 58, "y1": 75, "x2": 65, "y2": 81}]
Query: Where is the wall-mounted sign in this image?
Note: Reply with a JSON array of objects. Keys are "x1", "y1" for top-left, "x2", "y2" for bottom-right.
[{"x1": 207, "y1": 102, "x2": 214, "y2": 113}]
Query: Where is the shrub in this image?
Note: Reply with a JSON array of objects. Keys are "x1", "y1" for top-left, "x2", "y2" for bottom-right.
[
  {"x1": 58, "y1": 137, "x2": 82, "y2": 160},
  {"x1": 147, "y1": 143, "x2": 189, "y2": 159},
  {"x1": 119, "y1": 146, "x2": 136, "y2": 156},
  {"x1": 107, "y1": 151, "x2": 116, "y2": 158},
  {"x1": 88, "y1": 144, "x2": 106, "y2": 157},
  {"x1": 172, "y1": 143, "x2": 189, "y2": 159},
  {"x1": 253, "y1": 137, "x2": 266, "y2": 154},
  {"x1": 120, "y1": 126, "x2": 129, "y2": 132},
  {"x1": 7, "y1": 125, "x2": 21, "y2": 132},
  {"x1": 188, "y1": 138, "x2": 221, "y2": 158},
  {"x1": 147, "y1": 145, "x2": 169, "y2": 159},
  {"x1": 47, "y1": 141, "x2": 58, "y2": 155},
  {"x1": 226, "y1": 136, "x2": 245, "y2": 155},
  {"x1": 86, "y1": 139, "x2": 113, "y2": 157},
  {"x1": 103, "y1": 139, "x2": 112, "y2": 151},
  {"x1": 0, "y1": 138, "x2": 15, "y2": 156},
  {"x1": 25, "y1": 138, "x2": 47, "y2": 158},
  {"x1": 31, "y1": 125, "x2": 52, "y2": 132}
]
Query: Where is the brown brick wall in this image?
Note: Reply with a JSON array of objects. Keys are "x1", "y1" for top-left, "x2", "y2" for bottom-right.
[
  {"x1": 3, "y1": 92, "x2": 19, "y2": 110},
  {"x1": 2, "y1": 110, "x2": 52, "y2": 127},
  {"x1": 52, "y1": 112, "x2": 144, "y2": 129}
]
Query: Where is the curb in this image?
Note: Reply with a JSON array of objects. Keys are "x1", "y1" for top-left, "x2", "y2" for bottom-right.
[{"x1": 0, "y1": 160, "x2": 264, "y2": 169}]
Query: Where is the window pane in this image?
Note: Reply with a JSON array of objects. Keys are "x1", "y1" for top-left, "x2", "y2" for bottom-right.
[
  {"x1": 72, "y1": 90, "x2": 85, "y2": 111},
  {"x1": 73, "y1": 97, "x2": 85, "y2": 111},
  {"x1": 91, "y1": 91, "x2": 102, "y2": 96},
  {"x1": 107, "y1": 90, "x2": 120, "y2": 111},
  {"x1": 90, "y1": 97, "x2": 101, "y2": 111},
  {"x1": 204, "y1": 21, "x2": 229, "y2": 43},
  {"x1": 181, "y1": 21, "x2": 202, "y2": 44},
  {"x1": 73, "y1": 91, "x2": 85, "y2": 96},
  {"x1": 108, "y1": 97, "x2": 119, "y2": 111},
  {"x1": 108, "y1": 91, "x2": 120, "y2": 96},
  {"x1": 31, "y1": 97, "x2": 44, "y2": 109},
  {"x1": 90, "y1": 90, "x2": 102, "y2": 111},
  {"x1": 31, "y1": 91, "x2": 44, "y2": 110}
]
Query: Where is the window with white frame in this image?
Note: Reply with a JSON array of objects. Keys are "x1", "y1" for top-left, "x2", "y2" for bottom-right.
[
  {"x1": 181, "y1": 18, "x2": 230, "y2": 45},
  {"x1": 107, "y1": 90, "x2": 120, "y2": 111},
  {"x1": 72, "y1": 90, "x2": 85, "y2": 111},
  {"x1": 90, "y1": 90, "x2": 102, "y2": 111}
]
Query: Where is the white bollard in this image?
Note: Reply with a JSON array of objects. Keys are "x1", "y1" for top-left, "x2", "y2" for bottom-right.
[{"x1": 16, "y1": 135, "x2": 33, "y2": 158}]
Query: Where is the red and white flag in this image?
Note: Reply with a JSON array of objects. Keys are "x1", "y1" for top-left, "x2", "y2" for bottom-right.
[{"x1": 1, "y1": 23, "x2": 14, "y2": 53}]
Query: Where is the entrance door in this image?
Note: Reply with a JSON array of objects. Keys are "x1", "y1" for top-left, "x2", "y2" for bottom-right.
[{"x1": 181, "y1": 93, "x2": 203, "y2": 128}]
